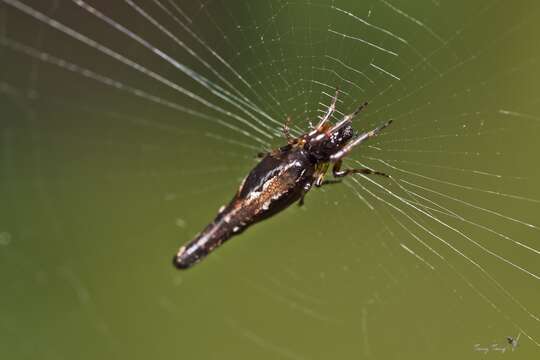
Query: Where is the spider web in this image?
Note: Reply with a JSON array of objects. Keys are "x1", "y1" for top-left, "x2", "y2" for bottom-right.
[{"x1": 1, "y1": 0, "x2": 540, "y2": 359}]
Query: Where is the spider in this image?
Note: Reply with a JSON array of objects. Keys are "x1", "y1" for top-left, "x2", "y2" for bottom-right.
[{"x1": 173, "y1": 89, "x2": 392, "y2": 269}]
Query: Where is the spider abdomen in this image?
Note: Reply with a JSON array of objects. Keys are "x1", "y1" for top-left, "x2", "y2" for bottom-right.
[{"x1": 173, "y1": 148, "x2": 315, "y2": 269}]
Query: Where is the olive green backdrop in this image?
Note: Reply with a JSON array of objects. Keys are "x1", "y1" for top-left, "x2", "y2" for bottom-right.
[{"x1": 1, "y1": 0, "x2": 540, "y2": 359}]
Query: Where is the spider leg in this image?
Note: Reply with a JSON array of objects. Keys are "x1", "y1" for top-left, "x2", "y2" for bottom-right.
[
  {"x1": 298, "y1": 181, "x2": 314, "y2": 207},
  {"x1": 330, "y1": 119, "x2": 393, "y2": 161},
  {"x1": 332, "y1": 159, "x2": 389, "y2": 178},
  {"x1": 314, "y1": 172, "x2": 325, "y2": 187},
  {"x1": 315, "y1": 87, "x2": 339, "y2": 129},
  {"x1": 297, "y1": 180, "x2": 344, "y2": 206},
  {"x1": 319, "y1": 179, "x2": 342, "y2": 186},
  {"x1": 282, "y1": 116, "x2": 295, "y2": 144},
  {"x1": 329, "y1": 101, "x2": 369, "y2": 134}
]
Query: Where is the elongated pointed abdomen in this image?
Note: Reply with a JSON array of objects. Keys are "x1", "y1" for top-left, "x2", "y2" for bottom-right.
[
  {"x1": 173, "y1": 149, "x2": 315, "y2": 269},
  {"x1": 173, "y1": 217, "x2": 237, "y2": 269},
  {"x1": 172, "y1": 239, "x2": 209, "y2": 269}
]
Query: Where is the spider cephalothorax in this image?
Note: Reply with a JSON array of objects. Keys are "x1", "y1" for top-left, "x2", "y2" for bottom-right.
[
  {"x1": 173, "y1": 89, "x2": 392, "y2": 269},
  {"x1": 302, "y1": 122, "x2": 356, "y2": 162}
]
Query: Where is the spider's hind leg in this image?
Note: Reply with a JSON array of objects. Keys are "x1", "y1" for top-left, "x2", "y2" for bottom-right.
[
  {"x1": 297, "y1": 181, "x2": 314, "y2": 207},
  {"x1": 282, "y1": 116, "x2": 295, "y2": 145},
  {"x1": 332, "y1": 160, "x2": 389, "y2": 179},
  {"x1": 328, "y1": 119, "x2": 393, "y2": 179}
]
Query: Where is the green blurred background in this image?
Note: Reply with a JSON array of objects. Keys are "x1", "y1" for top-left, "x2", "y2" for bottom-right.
[{"x1": 1, "y1": 0, "x2": 540, "y2": 359}]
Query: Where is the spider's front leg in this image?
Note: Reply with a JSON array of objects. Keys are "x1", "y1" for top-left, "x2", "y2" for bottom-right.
[
  {"x1": 315, "y1": 87, "x2": 340, "y2": 129},
  {"x1": 330, "y1": 119, "x2": 393, "y2": 161}
]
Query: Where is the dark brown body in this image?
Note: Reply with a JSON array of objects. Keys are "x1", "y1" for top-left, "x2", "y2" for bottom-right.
[{"x1": 173, "y1": 146, "x2": 316, "y2": 269}]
